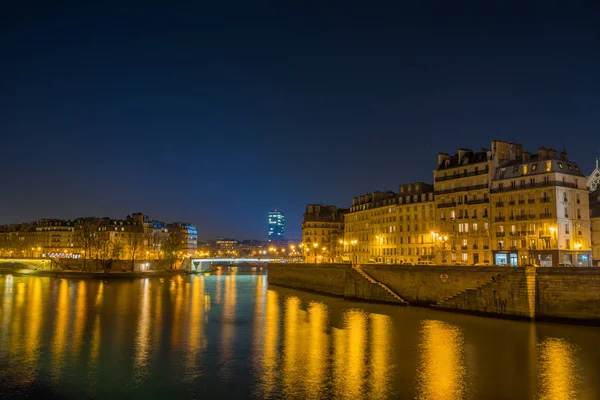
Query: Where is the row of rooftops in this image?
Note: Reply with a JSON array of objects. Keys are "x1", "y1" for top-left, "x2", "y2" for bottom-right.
[
  {"x1": 309, "y1": 141, "x2": 596, "y2": 217},
  {"x1": 0, "y1": 213, "x2": 194, "y2": 233}
]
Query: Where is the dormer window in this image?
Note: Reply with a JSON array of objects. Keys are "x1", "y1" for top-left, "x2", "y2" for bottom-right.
[
  {"x1": 558, "y1": 163, "x2": 563, "y2": 169},
  {"x1": 531, "y1": 164, "x2": 537, "y2": 171},
  {"x1": 513, "y1": 166, "x2": 519, "y2": 173},
  {"x1": 567, "y1": 164, "x2": 573, "y2": 171},
  {"x1": 463, "y1": 158, "x2": 469, "y2": 165}
]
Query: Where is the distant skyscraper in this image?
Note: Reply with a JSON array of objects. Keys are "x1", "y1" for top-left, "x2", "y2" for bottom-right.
[{"x1": 268, "y1": 210, "x2": 285, "y2": 242}]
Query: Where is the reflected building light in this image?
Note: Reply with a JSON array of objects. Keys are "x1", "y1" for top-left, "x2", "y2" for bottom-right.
[
  {"x1": 369, "y1": 314, "x2": 392, "y2": 400},
  {"x1": 283, "y1": 296, "x2": 302, "y2": 398},
  {"x1": 417, "y1": 320, "x2": 467, "y2": 400},
  {"x1": 1, "y1": 276, "x2": 14, "y2": 345},
  {"x1": 538, "y1": 338, "x2": 581, "y2": 400},
  {"x1": 153, "y1": 280, "x2": 163, "y2": 344},
  {"x1": 332, "y1": 328, "x2": 347, "y2": 398},
  {"x1": 257, "y1": 289, "x2": 279, "y2": 398},
  {"x1": 23, "y1": 278, "x2": 43, "y2": 375},
  {"x1": 72, "y1": 281, "x2": 87, "y2": 355},
  {"x1": 95, "y1": 281, "x2": 104, "y2": 306},
  {"x1": 184, "y1": 275, "x2": 206, "y2": 382},
  {"x1": 220, "y1": 275, "x2": 237, "y2": 379},
  {"x1": 171, "y1": 276, "x2": 185, "y2": 348},
  {"x1": 89, "y1": 314, "x2": 101, "y2": 370},
  {"x1": 134, "y1": 279, "x2": 151, "y2": 382},
  {"x1": 306, "y1": 301, "x2": 329, "y2": 400},
  {"x1": 9, "y1": 280, "x2": 26, "y2": 358},
  {"x1": 345, "y1": 309, "x2": 368, "y2": 399},
  {"x1": 51, "y1": 280, "x2": 70, "y2": 381}
]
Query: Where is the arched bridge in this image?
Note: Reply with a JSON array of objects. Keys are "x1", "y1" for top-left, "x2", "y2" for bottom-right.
[
  {"x1": 189, "y1": 258, "x2": 277, "y2": 272},
  {"x1": 0, "y1": 258, "x2": 63, "y2": 271}
]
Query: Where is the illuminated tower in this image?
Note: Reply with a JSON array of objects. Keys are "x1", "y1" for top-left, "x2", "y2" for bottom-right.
[{"x1": 268, "y1": 210, "x2": 285, "y2": 242}]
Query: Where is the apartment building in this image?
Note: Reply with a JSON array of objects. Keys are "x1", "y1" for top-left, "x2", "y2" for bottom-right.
[
  {"x1": 490, "y1": 148, "x2": 591, "y2": 266},
  {"x1": 302, "y1": 204, "x2": 346, "y2": 262}
]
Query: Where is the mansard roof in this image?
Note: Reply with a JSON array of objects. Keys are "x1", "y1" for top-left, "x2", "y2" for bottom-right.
[
  {"x1": 437, "y1": 149, "x2": 489, "y2": 171},
  {"x1": 493, "y1": 156, "x2": 585, "y2": 180}
]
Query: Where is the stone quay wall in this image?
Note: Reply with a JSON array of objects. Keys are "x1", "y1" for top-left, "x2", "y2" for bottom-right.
[{"x1": 268, "y1": 263, "x2": 600, "y2": 324}]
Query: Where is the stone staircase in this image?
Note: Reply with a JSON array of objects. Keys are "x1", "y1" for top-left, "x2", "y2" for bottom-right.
[
  {"x1": 351, "y1": 265, "x2": 409, "y2": 305},
  {"x1": 433, "y1": 273, "x2": 506, "y2": 309}
]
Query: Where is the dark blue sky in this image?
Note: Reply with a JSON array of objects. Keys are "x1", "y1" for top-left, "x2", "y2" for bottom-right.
[{"x1": 2, "y1": 1, "x2": 599, "y2": 240}]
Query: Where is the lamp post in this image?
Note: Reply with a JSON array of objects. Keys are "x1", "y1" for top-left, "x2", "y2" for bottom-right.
[
  {"x1": 313, "y1": 242, "x2": 319, "y2": 263},
  {"x1": 350, "y1": 239, "x2": 357, "y2": 264},
  {"x1": 375, "y1": 235, "x2": 383, "y2": 263}
]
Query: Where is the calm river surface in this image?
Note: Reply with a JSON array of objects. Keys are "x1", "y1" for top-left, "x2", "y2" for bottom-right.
[{"x1": 1, "y1": 273, "x2": 599, "y2": 399}]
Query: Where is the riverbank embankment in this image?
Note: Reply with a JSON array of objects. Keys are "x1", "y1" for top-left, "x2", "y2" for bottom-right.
[{"x1": 269, "y1": 263, "x2": 600, "y2": 325}]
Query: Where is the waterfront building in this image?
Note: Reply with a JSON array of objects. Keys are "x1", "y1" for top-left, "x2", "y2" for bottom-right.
[
  {"x1": 589, "y1": 159, "x2": 600, "y2": 266},
  {"x1": 396, "y1": 183, "x2": 436, "y2": 264},
  {"x1": 490, "y1": 148, "x2": 591, "y2": 266},
  {"x1": 167, "y1": 223, "x2": 198, "y2": 254},
  {"x1": 0, "y1": 214, "x2": 197, "y2": 262},
  {"x1": 268, "y1": 210, "x2": 285, "y2": 242},
  {"x1": 302, "y1": 204, "x2": 346, "y2": 262},
  {"x1": 343, "y1": 185, "x2": 435, "y2": 265},
  {"x1": 434, "y1": 141, "x2": 523, "y2": 265},
  {"x1": 344, "y1": 191, "x2": 395, "y2": 264}
]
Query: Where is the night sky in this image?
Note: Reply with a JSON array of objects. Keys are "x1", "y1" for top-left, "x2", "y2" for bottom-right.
[{"x1": 2, "y1": 2, "x2": 600, "y2": 240}]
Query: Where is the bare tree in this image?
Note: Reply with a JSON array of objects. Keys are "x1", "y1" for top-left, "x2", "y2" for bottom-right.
[
  {"x1": 76, "y1": 219, "x2": 99, "y2": 271},
  {"x1": 163, "y1": 231, "x2": 182, "y2": 270},
  {"x1": 95, "y1": 234, "x2": 123, "y2": 272},
  {"x1": 127, "y1": 232, "x2": 144, "y2": 272}
]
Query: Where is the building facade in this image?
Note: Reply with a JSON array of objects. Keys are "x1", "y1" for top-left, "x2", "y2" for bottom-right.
[
  {"x1": 0, "y1": 214, "x2": 197, "y2": 262},
  {"x1": 490, "y1": 149, "x2": 591, "y2": 266},
  {"x1": 306, "y1": 140, "x2": 594, "y2": 267},
  {"x1": 343, "y1": 184, "x2": 434, "y2": 265},
  {"x1": 268, "y1": 210, "x2": 285, "y2": 242},
  {"x1": 301, "y1": 204, "x2": 346, "y2": 263}
]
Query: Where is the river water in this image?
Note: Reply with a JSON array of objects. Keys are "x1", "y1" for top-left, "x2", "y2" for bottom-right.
[{"x1": 0, "y1": 273, "x2": 599, "y2": 399}]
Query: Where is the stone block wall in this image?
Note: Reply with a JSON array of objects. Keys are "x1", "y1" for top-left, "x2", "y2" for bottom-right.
[
  {"x1": 536, "y1": 268, "x2": 600, "y2": 321},
  {"x1": 268, "y1": 263, "x2": 600, "y2": 324},
  {"x1": 435, "y1": 268, "x2": 536, "y2": 318},
  {"x1": 268, "y1": 263, "x2": 350, "y2": 296},
  {"x1": 344, "y1": 268, "x2": 406, "y2": 304},
  {"x1": 361, "y1": 264, "x2": 514, "y2": 306}
]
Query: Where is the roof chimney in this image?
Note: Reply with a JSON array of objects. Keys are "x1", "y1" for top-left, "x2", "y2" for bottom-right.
[
  {"x1": 458, "y1": 148, "x2": 470, "y2": 164},
  {"x1": 522, "y1": 151, "x2": 531, "y2": 162},
  {"x1": 560, "y1": 150, "x2": 568, "y2": 161},
  {"x1": 437, "y1": 153, "x2": 449, "y2": 167},
  {"x1": 538, "y1": 147, "x2": 548, "y2": 160}
]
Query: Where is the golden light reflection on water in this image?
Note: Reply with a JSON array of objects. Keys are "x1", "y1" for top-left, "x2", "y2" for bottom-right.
[
  {"x1": 538, "y1": 338, "x2": 580, "y2": 400},
  {"x1": 52, "y1": 279, "x2": 70, "y2": 380},
  {"x1": 134, "y1": 279, "x2": 151, "y2": 381},
  {"x1": 345, "y1": 309, "x2": 368, "y2": 399},
  {"x1": 23, "y1": 278, "x2": 43, "y2": 370},
  {"x1": 282, "y1": 295, "x2": 302, "y2": 398},
  {"x1": 306, "y1": 301, "x2": 328, "y2": 399},
  {"x1": 370, "y1": 314, "x2": 392, "y2": 400},
  {"x1": 184, "y1": 275, "x2": 206, "y2": 382},
  {"x1": 260, "y1": 289, "x2": 279, "y2": 398},
  {"x1": 417, "y1": 320, "x2": 467, "y2": 400},
  {"x1": 72, "y1": 281, "x2": 86, "y2": 355},
  {"x1": 220, "y1": 275, "x2": 237, "y2": 378},
  {"x1": 1, "y1": 275, "x2": 14, "y2": 345}
]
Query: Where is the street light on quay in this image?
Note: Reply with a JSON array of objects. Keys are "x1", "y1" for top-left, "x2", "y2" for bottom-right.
[{"x1": 313, "y1": 242, "x2": 319, "y2": 263}]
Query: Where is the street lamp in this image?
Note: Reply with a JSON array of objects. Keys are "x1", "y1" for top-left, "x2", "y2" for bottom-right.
[
  {"x1": 313, "y1": 242, "x2": 319, "y2": 263},
  {"x1": 375, "y1": 235, "x2": 383, "y2": 263},
  {"x1": 350, "y1": 239, "x2": 357, "y2": 264}
]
